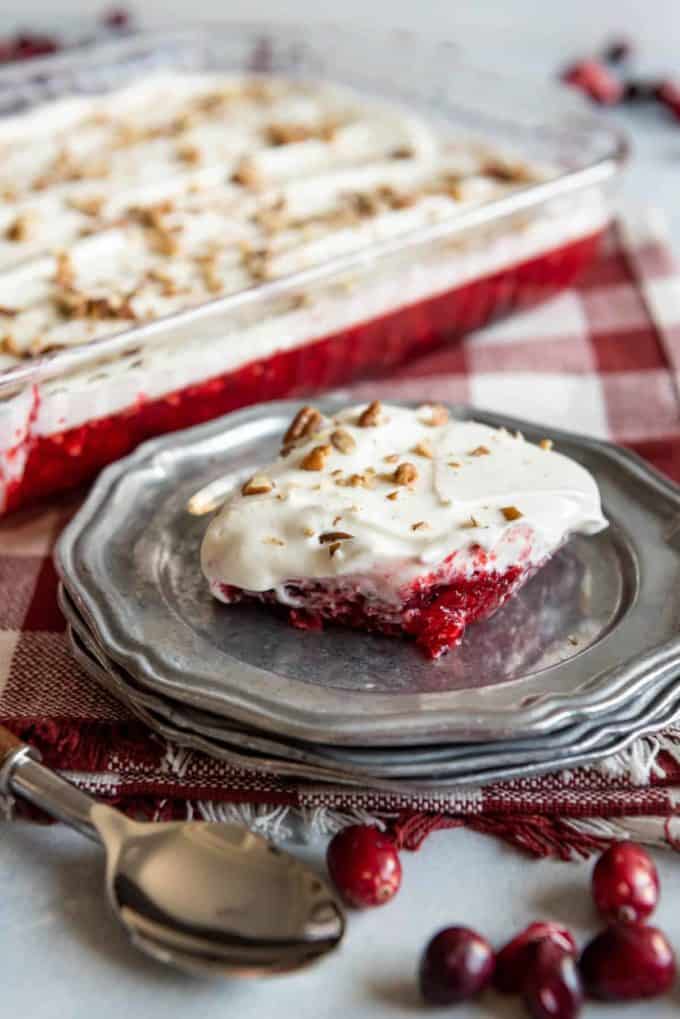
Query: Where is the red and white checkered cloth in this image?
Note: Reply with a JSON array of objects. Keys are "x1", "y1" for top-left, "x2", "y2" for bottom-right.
[{"x1": 2, "y1": 207, "x2": 680, "y2": 858}]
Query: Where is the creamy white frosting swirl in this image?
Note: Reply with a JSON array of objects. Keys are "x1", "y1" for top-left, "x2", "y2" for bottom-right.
[{"x1": 201, "y1": 403, "x2": 607, "y2": 598}]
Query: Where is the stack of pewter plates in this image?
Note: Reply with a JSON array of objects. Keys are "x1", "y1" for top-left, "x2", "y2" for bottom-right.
[{"x1": 56, "y1": 399, "x2": 680, "y2": 791}]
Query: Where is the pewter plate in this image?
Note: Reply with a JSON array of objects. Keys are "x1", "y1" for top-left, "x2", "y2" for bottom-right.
[
  {"x1": 60, "y1": 582, "x2": 680, "y2": 780},
  {"x1": 67, "y1": 621, "x2": 680, "y2": 790},
  {"x1": 56, "y1": 397, "x2": 680, "y2": 747}
]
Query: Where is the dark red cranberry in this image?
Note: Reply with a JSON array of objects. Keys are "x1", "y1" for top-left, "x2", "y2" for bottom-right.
[
  {"x1": 102, "y1": 8, "x2": 131, "y2": 29},
  {"x1": 657, "y1": 80, "x2": 680, "y2": 121},
  {"x1": 592, "y1": 841, "x2": 659, "y2": 924},
  {"x1": 523, "y1": 940, "x2": 584, "y2": 1019},
  {"x1": 602, "y1": 38, "x2": 632, "y2": 64},
  {"x1": 10, "y1": 32, "x2": 58, "y2": 60},
  {"x1": 419, "y1": 926, "x2": 495, "y2": 1005},
  {"x1": 562, "y1": 60, "x2": 624, "y2": 105},
  {"x1": 580, "y1": 924, "x2": 676, "y2": 1000},
  {"x1": 494, "y1": 922, "x2": 577, "y2": 993},
  {"x1": 326, "y1": 825, "x2": 401, "y2": 908},
  {"x1": 623, "y1": 78, "x2": 662, "y2": 102}
]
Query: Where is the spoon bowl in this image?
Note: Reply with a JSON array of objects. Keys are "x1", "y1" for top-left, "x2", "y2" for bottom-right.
[{"x1": 0, "y1": 727, "x2": 345, "y2": 976}]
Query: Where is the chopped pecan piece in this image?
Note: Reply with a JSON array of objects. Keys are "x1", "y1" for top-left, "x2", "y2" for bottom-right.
[
  {"x1": 300, "y1": 444, "x2": 332, "y2": 471},
  {"x1": 68, "y1": 194, "x2": 105, "y2": 217},
  {"x1": 330, "y1": 428, "x2": 356, "y2": 454},
  {"x1": 284, "y1": 406, "x2": 323, "y2": 445},
  {"x1": 469, "y1": 445, "x2": 491, "y2": 457},
  {"x1": 242, "y1": 474, "x2": 274, "y2": 496},
  {"x1": 539, "y1": 438, "x2": 554, "y2": 451},
  {"x1": 393, "y1": 462, "x2": 418, "y2": 486},
  {"x1": 176, "y1": 141, "x2": 202, "y2": 164},
  {"x1": 423, "y1": 403, "x2": 449, "y2": 426},
  {"x1": 54, "y1": 250, "x2": 75, "y2": 289},
  {"x1": 318, "y1": 531, "x2": 353, "y2": 544},
  {"x1": 6, "y1": 212, "x2": 36, "y2": 243},
  {"x1": 358, "y1": 400, "x2": 383, "y2": 427},
  {"x1": 411, "y1": 521, "x2": 429, "y2": 531},
  {"x1": 413, "y1": 439, "x2": 434, "y2": 459},
  {"x1": 232, "y1": 157, "x2": 262, "y2": 189},
  {"x1": 267, "y1": 122, "x2": 313, "y2": 145},
  {"x1": 500, "y1": 505, "x2": 523, "y2": 522}
]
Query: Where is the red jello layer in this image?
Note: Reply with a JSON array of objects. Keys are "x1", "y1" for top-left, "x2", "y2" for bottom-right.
[
  {"x1": 5, "y1": 229, "x2": 603, "y2": 512},
  {"x1": 219, "y1": 563, "x2": 528, "y2": 659}
]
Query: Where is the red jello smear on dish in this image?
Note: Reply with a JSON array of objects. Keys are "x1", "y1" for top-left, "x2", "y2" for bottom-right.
[
  {"x1": 221, "y1": 563, "x2": 528, "y2": 659},
  {"x1": 5, "y1": 230, "x2": 602, "y2": 513}
]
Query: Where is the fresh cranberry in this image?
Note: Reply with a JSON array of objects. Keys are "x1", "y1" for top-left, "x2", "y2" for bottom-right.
[
  {"x1": 580, "y1": 924, "x2": 676, "y2": 1000},
  {"x1": 592, "y1": 842, "x2": 659, "y2": 924},
  {"x1": 657, "y1": 80, "x2": 680, "y2": 121},
  {"x1": 419, "y1": 926, "x2": 495, "y2": 1005},
  {"x1": 523, "y1": 940, "x2": 584, "y2": 1019},
  {"x1": 623, "y1": 78, "x2": 662, "y2": 102},
  {"x1": 562, "y1": 60, "x2": 624, "y2": 105},
  {"x1": 102, "y1": 8, "x2": 131, "y2": 29},
  {"x1": 326, "y1": 825, "x2": 401, "y2": 908},
  {"x1": 602, "y1": 38, "x2": 632, "y2": 64},
  {"x1": 494, "y1": 922, "x2": 577, "y2": 993}
]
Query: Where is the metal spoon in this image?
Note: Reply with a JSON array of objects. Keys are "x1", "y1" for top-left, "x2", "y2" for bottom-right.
[{"x1": 0, "y1": 725, "x2": 345, "y2": 976}]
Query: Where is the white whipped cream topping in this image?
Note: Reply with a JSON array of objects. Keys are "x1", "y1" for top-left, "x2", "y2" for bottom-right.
[
  {"x1": 0, "y1": 70, "x2": 552, "y2": 366},
  {"x1": 201, "y1": 403, "x2": 607, "y2": 598}
]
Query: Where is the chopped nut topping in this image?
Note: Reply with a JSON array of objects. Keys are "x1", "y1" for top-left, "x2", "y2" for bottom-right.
[
  {"x1": 303, "y1": 527, "x2": 315, "y2": 537},
  {"x1": 196, "y1": 252, "x2": 223, "y2": 294},
  {"x1": 413, "y1": 439, "x2": 434, "y2": 459},
  {"x1": 176, "y1": 141, "x2": 202, "y2": 165},
  {"x1": 332, "y1": 514, "x2": 343, "y2": 525},
  {"x1": 152, "y1": 227, "x2": 180, "y2": 257},
  {"x1": 147, "y1": 266, "x2": 181, "y2": 296},
  {"x1": 391, "y1": 145, "x2": 415, "y2": 159},
  {"x1": 263, "y1": 536, "x2": 285, "y2": 546},
  {"x1": 239, "y1": 242, "x2": 270, "y2": 281},
  {"x1": 460, "y1": 515, "x2": 480, "y2": 529},
  {"x1": 0, "y1": 305, "x2": 17, "y2": 317},
  {"x1": 393, "y1": 462, "x2": 418, "y2": 486},
  {"x1": 384, "y1": 453, "x2": 399, "y2": 464},
  {"x1": 6, "y1": 212, "x2": 37, "y2": 243},
  {"x1": 539, "y1": 438, "x2": 554, "y2": 451},
  {"x1": 54, "y1": 250, "x2": 75, "y2": 289},
  {"x1": 300, "y1": 444, "x2": 332, "y2": 471},
  {"x1": 328, "y1": 541, "x2": 342, "y2": 557},
  {"x1": 319, "y1": 531, "x2": 353, "y2": 544},
  {"x1": 330, "y1": 428, "x2": 356, "y2": 454},
  {"x1": 386, "y1": 490, "x2": 399, "y2": 501},
  {"x1": 68, "y1": 194, "x2": 105, "y2": 217},
  {"x1": 284, "y1": 405, "x2": 323, "y2": 445},
  {"x1": 266, "y1": 122, "x2": 313, "y2": 145},
  {"x1": 411, "y1": 521, "x2": 429, "y2": 531},
  {"x1": 469, "y1": 445, "x2": 491, "y2": 457},
  {"x1": 345, "y1": 472, "x2": 376, "y2": 489},
  {"x1": 242, "y1": 473, "x2": 274, "y2": 495},
  {"x1": 422, "y1": 403, "x2": 449, "y2": 427},
  {"x1": 253, "y1": 197, "x2": 288, "y2": 234},
  {"x1": 358, "y1": 400, "x2": 383, "y2": 427},
  {"x1": 448, "y1": 460, "x2": 462, "y2": 468},
  {"x1": 232, "y1": 156, "x2": 262, "y2": 189},
  {"x1": 501, "y1": 505, "x2": 523, "y2": 522},
  {"x1": 55, "y1": 289, "x2": 137, "y2": 322}
]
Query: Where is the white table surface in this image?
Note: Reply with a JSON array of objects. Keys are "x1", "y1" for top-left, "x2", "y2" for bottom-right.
[{"x1": 3, "y1": 3, "x2": 680, "y2": 1016}]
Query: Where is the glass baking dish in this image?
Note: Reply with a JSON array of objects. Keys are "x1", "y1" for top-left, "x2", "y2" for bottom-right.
[{"x1": 0, "y1": 25, "x2": 627, "y2": 514}]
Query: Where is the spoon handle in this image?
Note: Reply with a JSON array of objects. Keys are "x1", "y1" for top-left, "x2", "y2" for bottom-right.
[{"x1": 0, "y1": 723, "x2": 102, "y2": 843}]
